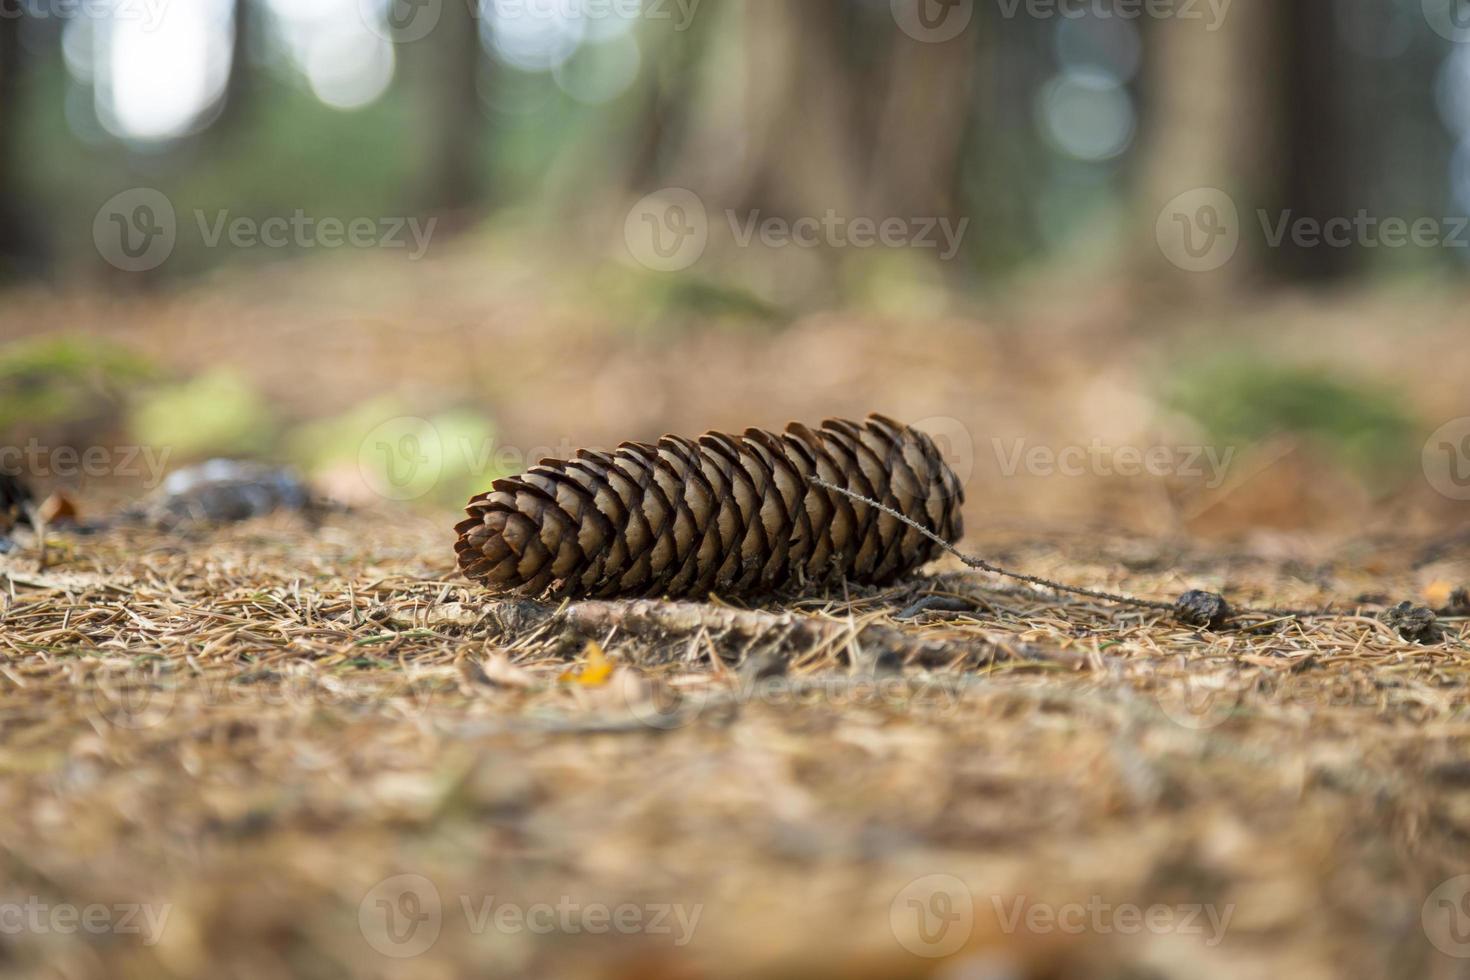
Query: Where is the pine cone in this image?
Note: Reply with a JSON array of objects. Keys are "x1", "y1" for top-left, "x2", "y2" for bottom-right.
[{"x1": 455, "y1": 414, "x2": 965, "y2": 599}]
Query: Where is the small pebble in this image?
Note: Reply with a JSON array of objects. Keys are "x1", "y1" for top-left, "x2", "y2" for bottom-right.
[
  {"x1": 134, "y1": 460, "x2": 315, "y2": 529},
  {"x1": 1174, "y1": 590, "x2": 1233, "y2": 630},
  {"x1": 1380, "y1": 601, "x2": 1444, "y2": 645}
]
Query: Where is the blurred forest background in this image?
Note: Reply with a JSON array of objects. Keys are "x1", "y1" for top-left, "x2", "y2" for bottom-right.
[{"x1": 0, "y1": 0, "x2": 1467, "y2": 540}]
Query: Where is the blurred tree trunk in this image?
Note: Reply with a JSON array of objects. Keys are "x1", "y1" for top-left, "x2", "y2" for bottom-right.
[
  {"x1": 0, "y1": 1, "x2": 45, "y2": 280},
  {"x1": 404, "y1": 0, "x2": 484, "y2": 219},
  {"x1": 671, "y1": 0, "x2": 863, "y2": 217},
  {"x1": 1267, "y1": 0, "x2": 1356, "y2": 283},
  {"x1": 864, "y1": 29, "x2": 976, "y2": 223},
  {"x1": 1133, "y1": 5, "x2": 1277, "y2": 296},
  {"x1": 1135, "y1": 0, "x2": 1356, "y2": 295},
  {"x1": 656, "y1": 0, "x2": 978, "y2": 292},
  {"x1": 218, "y1": 0, "x2": 255, "y2": 133}
]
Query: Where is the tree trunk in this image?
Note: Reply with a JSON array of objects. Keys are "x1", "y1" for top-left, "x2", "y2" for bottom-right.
[
  {"x1": 405, "y1": 0, "x2": 484, "y2": 219},
  {"x1": 0, "y1": 1, "x2": 45, "y2": 280}
]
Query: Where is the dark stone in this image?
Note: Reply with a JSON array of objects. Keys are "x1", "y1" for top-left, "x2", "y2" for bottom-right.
[
  {"x1": 1380, "y1": 602, "x2": 1444, "y2": 645},
  {"x1": 1173, "y1": 590, "x2": 1233, "y2": 630}
]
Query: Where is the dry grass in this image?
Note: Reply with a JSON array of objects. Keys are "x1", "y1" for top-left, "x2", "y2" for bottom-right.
[{"x1": 0, "y1": 506, "x2": 1467, "y2": 980}]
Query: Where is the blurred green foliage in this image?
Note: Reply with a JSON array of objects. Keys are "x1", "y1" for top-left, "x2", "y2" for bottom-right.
[
  {"x1": 288, "y1": 400, "x2": 500, "y2": 506},
  {"x1": 0, "y1": 336, "x2": 157, "y2": 431},
  {"x1": 1165, "y1": 358, "x2": 1421, "y2": 489},
  {"x1": 128, "y1": 368, "x2": 275, "y2": 458}
]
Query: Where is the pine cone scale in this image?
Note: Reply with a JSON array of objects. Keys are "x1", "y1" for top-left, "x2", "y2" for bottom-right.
[{"x1": 455, "y1": 414, "x2": 965, "y2": 599}]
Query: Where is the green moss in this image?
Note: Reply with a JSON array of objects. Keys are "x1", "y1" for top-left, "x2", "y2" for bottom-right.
[{"x1": 1164, "y1": 358, "x2": 1420, "y2": 490}]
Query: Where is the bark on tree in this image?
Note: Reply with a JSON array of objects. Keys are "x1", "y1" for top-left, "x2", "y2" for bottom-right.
[{"x1": 404, "y1": 0, "x2": 485, "y2": 218}]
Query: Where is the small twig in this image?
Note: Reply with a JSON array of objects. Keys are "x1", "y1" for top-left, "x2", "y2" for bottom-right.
[
  {"x1": 811, "y1": 479, "x2": 1341, "y2": 622},
  {"x1": 814, "y1": 479, "x2": 1176, "y2": 612}
]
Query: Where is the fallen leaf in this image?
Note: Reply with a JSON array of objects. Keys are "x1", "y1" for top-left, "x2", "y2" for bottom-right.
[
  {"x1": 1425, "y1": 580, "x2": 1455, "y2": 610},
  {"x1": 559, "y1": 640, "x2": 615, "y2": 687},
  {"x1": 38, "y1": 492, "x2": 79, "y2": 525}
]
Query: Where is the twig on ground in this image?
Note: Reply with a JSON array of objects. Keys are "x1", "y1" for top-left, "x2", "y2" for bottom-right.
[{"x1": 812, "y1": 479, "x2": 1347, "y2": 625}]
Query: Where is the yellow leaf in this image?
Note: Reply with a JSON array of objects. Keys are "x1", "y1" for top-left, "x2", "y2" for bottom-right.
[
  {"x1": 1425, "y1": 581, "x2": 1454, "y2": 609},
  {"x1": 559, "y1": 641, "x2": 615, "y2": 687}
]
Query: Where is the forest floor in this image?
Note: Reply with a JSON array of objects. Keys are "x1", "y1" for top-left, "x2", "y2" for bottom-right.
[{"x1": 1, "y1": 257, "x2": 1469, "y2": 978}]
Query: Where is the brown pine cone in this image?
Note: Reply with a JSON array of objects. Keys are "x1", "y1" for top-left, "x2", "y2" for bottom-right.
[{"x1": 455, "y1": 414, "x2": 965, "y2": 599}]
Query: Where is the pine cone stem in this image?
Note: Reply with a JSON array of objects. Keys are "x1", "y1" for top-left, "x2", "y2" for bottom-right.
[{"x1": 455, "y1": 414, "x2": 965, "y2": 599}]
